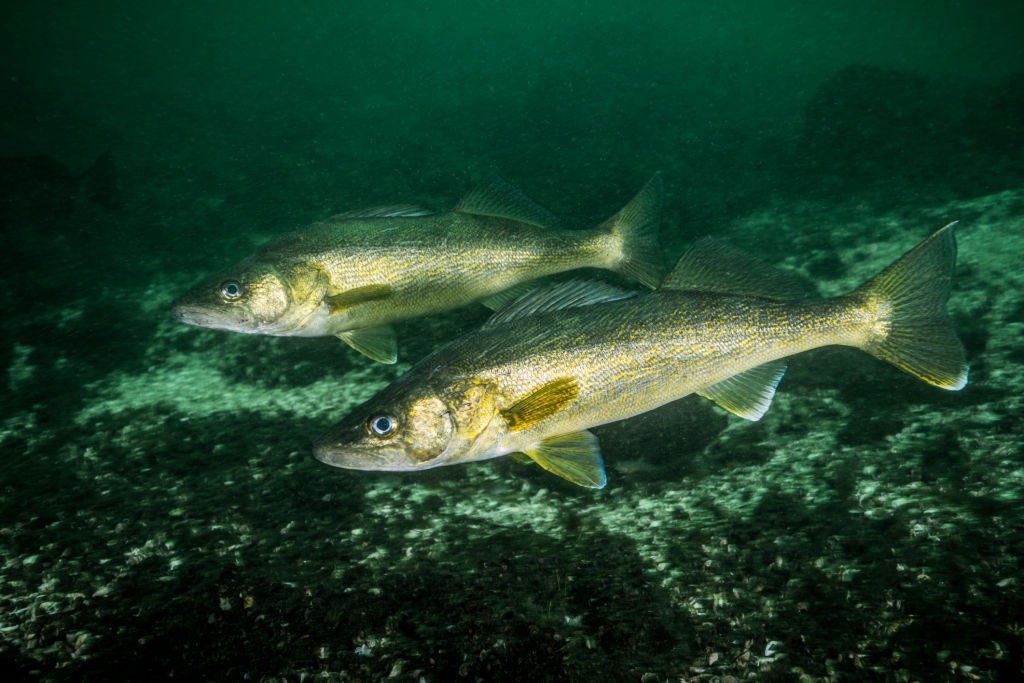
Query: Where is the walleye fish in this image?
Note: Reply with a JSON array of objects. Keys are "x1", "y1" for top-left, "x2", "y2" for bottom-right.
[
  {"x1": 172, "y1": 175, "x2": 663, "y2": 363},
  {"x1": 314, "y1": 224, "x2": 968, "y2": 488}
]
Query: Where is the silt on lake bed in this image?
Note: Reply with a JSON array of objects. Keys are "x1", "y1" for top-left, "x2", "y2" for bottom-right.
[
  {"x1": 314, "y1": 223, "x2": 967, "y2": 488},
  {"x1": 172, "y1": 174, "x2": 664, "y2": 363}
]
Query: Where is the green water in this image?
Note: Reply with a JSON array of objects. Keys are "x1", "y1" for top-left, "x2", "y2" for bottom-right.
[{"x1": 2, "y1": 2, "x2": 1023, "y2": 681}]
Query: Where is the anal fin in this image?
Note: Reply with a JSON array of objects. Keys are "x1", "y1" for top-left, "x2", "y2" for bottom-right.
[{"x1": 696, "y1": 360, "x2": 787, "y2": 420}]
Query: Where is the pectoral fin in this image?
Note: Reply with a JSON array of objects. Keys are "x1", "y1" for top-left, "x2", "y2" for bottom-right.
[
  {"x1": 337, "y1": 325, "x2": 398, "y2": 364},
  {"x1": 696, "y1": 360, "x2": 787, "y2": 420},
  {"x1": 501, "y1": 377, "x2": 580, "y2": 431},
  {"x1": 325, "y1": 284, "x2": 393, "y2": 314},
  {"x1": 521, "y1": 431, "x2": 606, "y2": 489}
]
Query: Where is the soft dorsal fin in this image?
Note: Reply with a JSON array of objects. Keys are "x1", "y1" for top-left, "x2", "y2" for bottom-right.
[
  {"x1": 662, "y1": 237, "x2": 812, "y2": 299},
  {"x1": 696, "y1": 360, "x2": 787, "y2": 420},
  {"x1": 336, "y1": 325, "x2": 398, "y2": 364},
  {"x1": 327, "y1": 205, "x2": 434, "y2": 221},
  {"x1": 501, "y1": 377, "x2": 580, "y2": 431},
  {"x1": 455, "y1": 174, "x2": 562, "y2": 229},
  {"x1": 521, "y1": 430, "x2": 606, "y2": 489},
  {"x1": 484, "y1": 280, "x2": 636, "y2": 328}
]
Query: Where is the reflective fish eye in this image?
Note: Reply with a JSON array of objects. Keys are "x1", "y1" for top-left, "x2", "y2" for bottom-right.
[
  {"x1": 367, "y1": 415, "x2": 398, "y2": 437},
  {"x1": 220, "y1": 280, "x2": 243, "y2": 300}
]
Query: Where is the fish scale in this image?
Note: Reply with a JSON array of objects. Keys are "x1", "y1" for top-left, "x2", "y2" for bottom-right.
[
  {"x1": 315, "y1": 223, "x2": 968, "y2": 488},
  {"x1": 173, "y1": 174, "x2": 664, "y2": 363}
]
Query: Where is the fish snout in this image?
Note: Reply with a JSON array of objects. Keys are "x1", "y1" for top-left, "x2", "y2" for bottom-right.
[
  {"x1": 170, "y1": 301, "x2": 236, "y2": 329},
  {"x1": 171, "y1": 303, "x2": 190, "y2": 323},
  {"x1": 171, "y1": 302, "x2": 213, "y2": 328},
  {"x1": 313, "y1": 426, "x2": 407, "y2": 471}
]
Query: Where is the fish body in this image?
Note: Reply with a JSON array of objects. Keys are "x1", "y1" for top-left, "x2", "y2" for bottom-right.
[
  {"x1": 172, "y1": 175, "x2": 663, "y2": 363},
  {"x1": 314, "y1": 224, "x2": 968, "y2": 487}
]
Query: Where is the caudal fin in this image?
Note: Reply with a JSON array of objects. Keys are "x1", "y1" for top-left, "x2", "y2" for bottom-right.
[
  {"x1": 853, "y1": 222, "x2": 968, "y2": 390},
  {"x1": 598, "y1": 174, "x2": 665, "y2": 288}
]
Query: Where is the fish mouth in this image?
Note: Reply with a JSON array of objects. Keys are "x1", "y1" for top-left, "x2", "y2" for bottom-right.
[
  {"x1": 171, "y1": 302, "x2": 210, "y2": 326},
  {"x1": 171, "y1": 301, "x2": 244, "y2": 331},
  {"x1": 313, "y1": 438, "x2": 371, "y2": 470},
  {"x1": 313, "y1": 433, "x2": 410, "y2": 472}
]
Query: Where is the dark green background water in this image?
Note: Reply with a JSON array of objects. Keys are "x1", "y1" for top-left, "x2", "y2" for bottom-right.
[
  {"x1": 4, "y1": 0, "x2": 1023, "y2": 231},
  {"x1": 2, "y1": 2, "x2": 1023, "y2": 681}
]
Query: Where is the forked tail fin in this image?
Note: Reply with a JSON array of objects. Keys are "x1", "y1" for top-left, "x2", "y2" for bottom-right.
[
  {"x1": 598, "y1": 173, "x2": 665, "y2": 288},
  {"x1": 852, "y1": 222, "x2": 968, "y2": 390}
]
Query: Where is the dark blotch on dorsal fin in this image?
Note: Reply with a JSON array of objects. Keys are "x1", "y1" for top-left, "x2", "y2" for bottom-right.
[
  {"x1": 662, "y1": 237, "x2": 813, "y2": 299},
  {"x1": 455, "y1": 173, "x2": 562, "y2": 229}
]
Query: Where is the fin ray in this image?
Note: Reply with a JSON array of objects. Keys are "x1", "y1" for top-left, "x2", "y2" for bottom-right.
[
  {"x1": 481, "y1": 281, "x2": 542, "y2": 311},
  {"x1": 337, "y1": 325, "x2": 398, "y2": 364},
  {"x1": 853, "y1": 222, "x2": 967, "y2": 390},
  {"x1": 327, "y1": 205, "x2": 433, "y2": 220},
  {"x1": 325, "y1": 284, "x2": 393, "y2": 313},
  {"x1": 663, "y1": 237, "x2": 811, "y2": 298},
  {"x1": 522, "y1": 430, "x2": 606, "y2": 489},
  {"x1": 484, "y1": 280, "x2": 636, "y2": 328},
  {"x1": 598, "y1": 173, "x2": 665, "y2": 288},
  {"x1": 456, "y1": 174, "x2": 561, "y2": 229},
  {"x1": 697, "y1": 361, "x2": 787, "y2": 420},
  {"x1": 501, "y1": 377, "x2": 580, "y2": 431}
]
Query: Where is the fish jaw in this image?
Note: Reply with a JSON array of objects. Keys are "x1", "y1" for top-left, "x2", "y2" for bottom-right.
[
  {"x1": 171, "y1": 299, "x2": 256, "y2": 333},
  {"x1": 313, "y1": 435, "x2": 428, "y2": 472}
]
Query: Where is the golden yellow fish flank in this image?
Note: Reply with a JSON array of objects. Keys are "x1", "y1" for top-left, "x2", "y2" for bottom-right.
[
  {"x1": 314, "y1": 224, "x2": 968, "y2": 488},
  {"x1": 171, "y1": 175, "x2": 664, "y2": 363}
]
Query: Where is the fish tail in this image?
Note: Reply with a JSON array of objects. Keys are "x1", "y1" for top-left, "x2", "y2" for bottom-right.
[
  {"x1": 851, "y1": 222, "x2": 968, "y2": 390},
  {"x1": 598, "y1": 173, "x2": 665, "y2": 288}
]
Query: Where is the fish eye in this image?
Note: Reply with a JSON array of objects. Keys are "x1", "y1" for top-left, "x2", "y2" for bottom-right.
[
  {"x1": 220, "y1": 280, "x2": 243, "y2": 300},
  {"x1": 367, "y1": 414, "x2": 398, "y2": 437}
]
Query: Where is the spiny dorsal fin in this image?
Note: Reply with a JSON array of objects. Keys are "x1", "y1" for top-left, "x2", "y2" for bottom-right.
[
  {"x1": 521, "y1": 430, "x2": 606, "y2": 489},
  {"x1": 480, "y1": 281, "x2": 540, "y2": 311},
  {"x1": 455, "y1": 173, "x2": 562, "y2": 229},
  {"x1": 501, "y1": 377, "x2": 580, "y2": 431},
  {"x1": 484, "y1": 280, "x2": 636, "y2": 328},
  {"x1": 325, "y1": 284, "x2": 393, "y2": 313},
  {"x1": 336, "y1": 325, "x2": 398, "y2": 364},
  {"x1": 696, "y1": 360, "x2": 787, "y2": 420},
  {"x1": 662, "y1": 237, "x2": 811, "y2": 299},
  {"x1": 327, "y1": 205, "x2": 433, "y2": 221}
]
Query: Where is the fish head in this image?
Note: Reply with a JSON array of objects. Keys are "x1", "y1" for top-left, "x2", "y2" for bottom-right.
[
  {"x1": 172, "y1": 259, "x2": 321, "y2": 335},
  {"x1": 314, "y1": 379, "x2": 500, "y2": 473}
]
